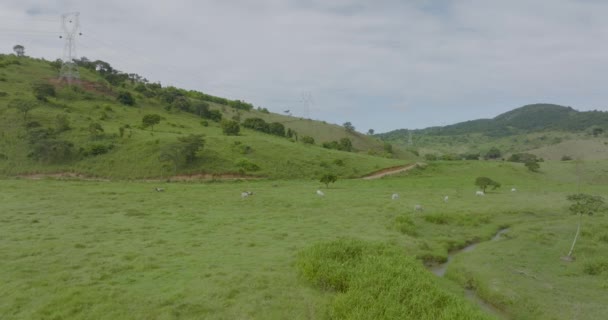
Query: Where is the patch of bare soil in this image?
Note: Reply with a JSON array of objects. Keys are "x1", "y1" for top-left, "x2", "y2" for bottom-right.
[
  {"x1": 16, "y1": 172, "x2": 261, "y2": 182},
  {"x1": 361, "y1": 163, "x2": 420, "y2": 180},
  {"x1": 17, "y1": 172, "x2": 110, "y2": 181}
]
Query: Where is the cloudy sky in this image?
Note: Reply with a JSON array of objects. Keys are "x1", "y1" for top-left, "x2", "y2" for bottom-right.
[{"x1": 1, "y1": 1, "x2": 608, "y2": 132}]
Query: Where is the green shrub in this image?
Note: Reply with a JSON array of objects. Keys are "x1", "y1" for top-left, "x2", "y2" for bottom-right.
[
  {"x1": 583, "y1": 259, "x2": 608, "y2": 275},
  {"x1": 235, "y1": 159, "x2": 260, "y2": 171},
  {"x1": 301, "y1": 136, "x2": 315, "y2": 144}
]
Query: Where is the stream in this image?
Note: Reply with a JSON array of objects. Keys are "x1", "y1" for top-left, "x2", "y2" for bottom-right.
[{"x1": 428, "y1": 228, "x2": 511, "y2": 319}]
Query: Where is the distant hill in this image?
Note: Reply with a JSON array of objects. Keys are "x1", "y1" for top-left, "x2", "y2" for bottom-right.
[
  {"x1": 377, "y1": 104, "x2": 608, "y2": 159},
  {"x1": 380, "y1": 104, "x2": 608, "y2": 139},
  {"x1": 0, "y1": 54, "x2": 413, "y2": 179}
]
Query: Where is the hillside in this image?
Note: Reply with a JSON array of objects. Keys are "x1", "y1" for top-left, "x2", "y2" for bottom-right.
[
  {"x1": 378, "y1": 104, "x2": 608, "y2": 159},
  {"x1": 0, "y1": 54, "x2": 413, "y2": 179}
]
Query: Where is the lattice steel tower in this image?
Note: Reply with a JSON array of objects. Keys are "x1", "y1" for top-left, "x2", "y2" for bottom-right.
[{"x1": 59, "y1": 12, "x2": 82, "y2": 84}]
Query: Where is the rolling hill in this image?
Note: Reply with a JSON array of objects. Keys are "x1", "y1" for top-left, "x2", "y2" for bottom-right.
[
  {"x1": 378, "y1": 104, "x2": 608, "y2": 159},
  {"x1": 0, "y1": 54, "x2": 414, "y2": 179}
]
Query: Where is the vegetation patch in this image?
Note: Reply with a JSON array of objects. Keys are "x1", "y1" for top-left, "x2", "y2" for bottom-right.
[{"x1": 297, "y1": 239, "x2": 489, "y2": 319}]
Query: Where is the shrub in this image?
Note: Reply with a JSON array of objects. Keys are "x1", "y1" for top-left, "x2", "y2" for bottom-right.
[
  {"x1": 83, "y1": 143, "x2": 113, "y2": 156},
  {"x1": 235, "y1": 158, "x2": 260, "y2": 171},
  {"x1": 561, "y1": 155, "x2": 573, "y2": 161},
  {"x1": 583, "y1": 259, "x2": 608, "y2": 275},
  {"x1": 221, "y1": 119, "x2": 240, "y2": 136},
  {"x1": 424, "y1": 153, "x2": 438, "y2": 161},
  {"x1": 116, "y1": 91, "x2": 135, "y2": 106},
  {"x1": 32, "y1": 82, "x2": 56, "y2": 101},
  {"x1": 301, "y1": 136, "x2": 315, "y2": 144}
]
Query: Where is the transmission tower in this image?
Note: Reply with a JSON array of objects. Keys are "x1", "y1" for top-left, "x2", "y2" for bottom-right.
[
  {"x1": 300, "y1": 91, "x2": 314, "y2": 119},
  {"x1": 59, "y1": 12, "x2": 82, "y2": 85}
]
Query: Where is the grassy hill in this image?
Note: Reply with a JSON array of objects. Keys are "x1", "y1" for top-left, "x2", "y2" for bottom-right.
[
  {"x1": 0, "y1": 54, "x2": 413, "y2": 179},
  {"x1": 377, "y1": 104, "x2": 608, "y2": 159}
]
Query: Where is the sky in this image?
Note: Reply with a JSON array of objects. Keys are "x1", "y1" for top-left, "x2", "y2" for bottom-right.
[{"x1": 1, "y1": 0, "x2": 608, "y2": 133}]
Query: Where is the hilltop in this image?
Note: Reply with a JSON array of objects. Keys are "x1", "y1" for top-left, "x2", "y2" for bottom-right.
[
  {"x1": 0, "y1": 54, "x2": 413, "y2": 179},
  {"x1": 378, "y1": 104, "x2": 608, "y2": 159}
]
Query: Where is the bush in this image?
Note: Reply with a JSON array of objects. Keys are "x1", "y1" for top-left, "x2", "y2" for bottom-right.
[
  {"x1": 83, "y1": 143, "x2": 113, "y2": 156},
  {"x1": 583, "y1": 259, "x2": 608, "y2": 275},
  {"x1": 561, "y1": 155, "x2": 573, "y2": 161},
  {"x1": 320, "y1": 173, "x2": 338, "y2": 188},
  {"x1": 301, "y1": 136, "x2": 315, "y2": 144},
  {"x1": 116, "y1": 91, "x2": 135, "y2": 106},
  {"x1": 235, "y1": 158, "x2": 260, "y2": 171},
  {"x1": 221, "y1": 119, "x2": 240, "y2": 136},
  {"x1": 32, "y1": 82, "x2": 56, "y2": 101},
  {"x1": 424, "y1": 153, "x2": 438, "y2": 161}
]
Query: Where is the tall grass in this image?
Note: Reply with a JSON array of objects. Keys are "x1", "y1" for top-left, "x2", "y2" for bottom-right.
[{"x1": 297, "y1": 239, "x2": 491, "y2": 319}]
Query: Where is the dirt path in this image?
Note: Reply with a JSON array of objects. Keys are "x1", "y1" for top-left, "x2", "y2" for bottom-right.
[
  {"x1": 361, "y1": 163, "x2": 420, "y2": 180},
  {"x1": 15, "y1": 172, "x2": 260, "y2": 182}
]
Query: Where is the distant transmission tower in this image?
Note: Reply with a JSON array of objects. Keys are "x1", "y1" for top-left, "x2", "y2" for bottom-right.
[
  {"x1": 59, "y1": 12, "x2": 82, "y2": 84},
  {"x1": 300, "y1": 92, "x2": 314, "y2": 119}
]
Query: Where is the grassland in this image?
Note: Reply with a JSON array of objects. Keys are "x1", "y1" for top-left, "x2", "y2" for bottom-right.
[
  {"x1": 0, "y1": 54, "x2": 412, "y2": 180},
  {"x1": 2, "y1": 160, "x2": 607, "y2": 319}
]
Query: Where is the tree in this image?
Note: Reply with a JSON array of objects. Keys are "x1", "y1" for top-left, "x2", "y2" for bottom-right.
[
  {"x1": 177, "y1": 134, "x2": 205, "y2": 163},
  {"x1": 192, "y1": 101, "x2": 210, "y2": 117},
  {"x1": 9, "y1": 99, "x2": 37, "y2": 121},
  {"x1": 117, "y1": 91, "x2": 135, "y2": 106},
  {"x1": 159, "y1": 134, "x2": 205, "y2": 174},
  {"x1": 13, "y1": 44, "x2": 25, "y2": 57},
  {"x1": 484, "y1": 147, "x2": 501, "y2": 160},
  {"x1": 591, "y1": 126, "x2": 604, "y2": 137},
  {"x1": 343, "y1": 122, "x2": 355, "y2": 132},
  {"x1": 32, "y1": 82, "x2": 56, "y2": 101},
  {"x1": 338, "y1": 137, "x2": 353, "y2": 152},
  {"x1": 320, "y1": 173, "x2": 338, "y2": 188},
  {"x1": 367, "y1": 129, "x2": 375, "y2": 135},
  {"x1": 142, "y1": 114, "x2": 162, "y2": 132},
  {"x1": 475, "y1": 177, "x2": 501, "y2": 193},
  {"x1": 564, "y1": 194, "x2": 606, "y2": 260},
  {"x1": 221, "y1": 119, "x2": 240, "y2": 136},
  {"x1": 525, "y1": 160, "x2": 540, "y2": 172}
]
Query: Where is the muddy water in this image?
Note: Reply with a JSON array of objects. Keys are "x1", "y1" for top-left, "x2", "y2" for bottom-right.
[{"x1": 428, "y1": 228, "x2": 510, "y2": 319}]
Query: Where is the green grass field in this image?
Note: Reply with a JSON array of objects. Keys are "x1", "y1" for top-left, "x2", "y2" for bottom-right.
[{"x1": 2, "y1": 160, "x2": 607, "y2": 319}]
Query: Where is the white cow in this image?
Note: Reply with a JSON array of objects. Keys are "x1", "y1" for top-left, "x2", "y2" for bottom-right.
[
  {"x1": 241, "y1": 191, "x2": 253, "y2": 199},
  {"x1": 476, "y1": 191, "x2": 485, "y2": 196},
  {"x1": 391, "y1": 193, "x2": 399, "y2": 200},
  {"x1": 414, "y1": 204, "x2": 423, "y2": 212},
  {"x1": 154, "y1": 187, "x2": 165, "y2": 192},
  {"x1": 443, "y1": 195, "x2": 449, "y2": 202},
  {"x1": 511, "y1": 188, "x2": 517, "y2": 192},
  {"x1": 316, "y1": 190, "x2": 325, "y2": 197}
]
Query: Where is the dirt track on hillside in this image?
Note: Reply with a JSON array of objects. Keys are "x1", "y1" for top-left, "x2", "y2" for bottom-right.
[{"x1": 361, "y1": 163, "x2": 420, "y2": 180}]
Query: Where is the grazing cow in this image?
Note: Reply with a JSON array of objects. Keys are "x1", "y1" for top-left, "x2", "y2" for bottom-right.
[
  {"x1": 391, "y1": 193, "x2": 399, "y2": 200},
  {"x1": 154, "y1": 187, "x2": 165, "y2": 192},
  {"x1": 241, "y1": 191, "x2": 253, "y2": 199},
  {"x1": 414, "y1": 204, "x2": 423, "y2": 212},
  {"x1": 476, "y1": 191, "x2": 485, "y2": 196},
  {"x1": 316, "y1": 190, "x2": 325, "y2": 197},
  {"x1": 511, "y1": 188, "x2": 517, "y2": 192},
  {"x1": 443, "y1": 195, "x2": 449, "y2": 202}
]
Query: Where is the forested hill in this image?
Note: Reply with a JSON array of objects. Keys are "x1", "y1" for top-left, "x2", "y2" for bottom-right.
[{"x1": 379, "y1": 104, "x2": 608, "y2": 139}]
